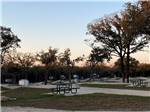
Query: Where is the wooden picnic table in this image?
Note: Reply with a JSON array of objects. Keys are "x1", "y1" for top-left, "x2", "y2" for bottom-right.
[
  {"x1": 52, "y1": 82, "x2": 79, "y2": 95},
  {"x1": 130, "y1": 78, "x2": 149, "y2": 87}
]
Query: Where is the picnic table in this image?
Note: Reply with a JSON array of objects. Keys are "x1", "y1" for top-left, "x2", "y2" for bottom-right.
[
  {"x1": 52, "y1": 81, "x2": 79, "y2": 95},
  {"x1": 130, "y1": 78, "x2": 149, "y2": 87}
]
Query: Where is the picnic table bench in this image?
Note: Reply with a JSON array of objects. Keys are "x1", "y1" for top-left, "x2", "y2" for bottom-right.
[{"x1": 52, "y1": 82, "x2": 80, "y2": 95}]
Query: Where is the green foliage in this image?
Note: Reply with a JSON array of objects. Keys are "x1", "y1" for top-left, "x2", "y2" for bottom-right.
[
  {"x1": 58, "y1": 48, "x2": 72, "y2": 66},
  {"x1": 115, "y1": 57, "x2": 139, "y2": 71},
  {"x1": 87, "y1": 47, "x2": 111, "y2": 66},
  {"x1": 2, "y1": 62, "x2": 21, "y2": 73},
  {"x1": 37, "y1": 47, "x2": 58, "y2": 66},
  {"x1": 122, "y1": 1, "x2": 150, "y2": 54},
  {"x1": 0, "y1": 26, "x2": 21, "y2": 63}
]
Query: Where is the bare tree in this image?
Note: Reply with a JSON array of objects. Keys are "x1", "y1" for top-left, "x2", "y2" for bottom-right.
[{"x1": 16, "y1": 52, "x2": 35, "y2": 68}]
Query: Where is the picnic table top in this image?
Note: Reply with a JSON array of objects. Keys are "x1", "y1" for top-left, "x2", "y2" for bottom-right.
[{"x1": 54, "y1": 81, "x2": 76, "y2": 85}]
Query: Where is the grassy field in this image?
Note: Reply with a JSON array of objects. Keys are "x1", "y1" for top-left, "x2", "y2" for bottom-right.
[
  {"x1": 2, "y1": 87, "x2": 150, "y2": 111},
  {"x1": 1, "y1": 87, "x2": 10, "y2": 91},
  {"x1": 81, "y1": 84, "x2": 150, "y2": 91}
]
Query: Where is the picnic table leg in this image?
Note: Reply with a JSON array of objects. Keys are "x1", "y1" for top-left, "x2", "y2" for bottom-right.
[
  {"x1": 133, "y1": 81, "x2": 135, "y2": 86},
  {"x1": 71, "y1": 88, "x2": 77, "y2": 94},
  {"x1": 56, "y1": 85, "x2": 58, "y2": 94},
  {"x1": 57, "y1": 85, "x2": 61, "y2": 94},
  {"x1": 63, "y1": 89, "x2": 65, "y2": 94},
  {"x1": 137, "y1": 80, "x2": 143, "y2": 87},
  {"x1": 141, "y1": 80, "x2": 143, "y2": 87},
  {"x1": 136, "y1": 80, "x2": 140, "y2": 87},
  {"x1": 139, "y1": 80, "x2": 143, "y2": 87}
]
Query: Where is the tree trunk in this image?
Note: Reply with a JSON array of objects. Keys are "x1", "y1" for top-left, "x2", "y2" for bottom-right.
[
  {"x1": 35, "y1": 70, "x2": 38, "y2": 82},
  {"x1": 120, "y1": 56, "x2": 125, "y2": 83},
  {"x1": 25, "y1": 68, "x2": 28, "y2": 79},
  {"x1": 126, "y1": 45, "x2": 130, "y2": 83},
  {"x1": 68, "y1": 66, "x2": 72, "y2": 83},
  {"x1": 44, "y1": 70, "x2": 48, "y2": 85},
  {"x1": 1, "y1": 52, "x2": 4, "y2": 65},
  {"x1": 90, "y1": 63, "x2": 95, "y2": 81}
]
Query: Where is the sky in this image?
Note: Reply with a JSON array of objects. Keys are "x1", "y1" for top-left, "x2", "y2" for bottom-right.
[{"x1": 1, "y1": 0, "x2": 150, "y2": 65}]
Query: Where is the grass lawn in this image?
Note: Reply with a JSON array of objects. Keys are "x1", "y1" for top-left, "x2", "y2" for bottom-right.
[
  {"x1": 2, "y1": 87, "x2": 150, "y2": 111},
  {"x1": 81, "y1": 84, "x2": 150, "y2": 91},
  {"x1": 1, "y1": 87, "x2": 10, "y2": 91}
]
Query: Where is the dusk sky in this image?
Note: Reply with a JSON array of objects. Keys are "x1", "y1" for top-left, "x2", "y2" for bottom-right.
[{"x1": 1, "y1": 0, "x2": 150, "y2": 65}]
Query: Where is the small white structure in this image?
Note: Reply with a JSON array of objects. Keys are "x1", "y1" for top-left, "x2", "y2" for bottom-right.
[
  {"x1": 73, "y1": 74, "x2": 80, "y2": 89},
  {"x1": 73, "y1": 74, "x2": 79, "y2": 83},
  {"x1": 19, "y1": 79, "x2": 29, "y2": 86}
]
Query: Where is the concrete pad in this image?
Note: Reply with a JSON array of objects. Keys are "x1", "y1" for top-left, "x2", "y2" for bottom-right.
[
  {"x1": 2, "y1": 106, "x2": 130, "y2": 112},
  {"x1": 76, "y1": 87, "x2": 150, "y2": 97}
]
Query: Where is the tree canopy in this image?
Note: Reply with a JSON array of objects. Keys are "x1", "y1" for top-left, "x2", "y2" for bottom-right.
[
  {"x1": 87, "y1": 47, "x2": 111, "y2": 67},
  {"x1": 37, "y1": 47, "x2": 58, "y2": 66},
  {"x1": 0, "y1": 26, "x2": 21, "y2": 64}
]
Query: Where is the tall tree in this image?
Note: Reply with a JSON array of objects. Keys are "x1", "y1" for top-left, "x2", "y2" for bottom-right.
[
  {"x1": 122, "y1": 1, "x2": 150, "y2": 82},
  {"x1": 58, "y1": 48, "x2": 72, "y2": 82},
  {"x1": 87, "y1": 1, "x2": 150, "y2": 83},
  {"x1": 58, "y1": 48, "x2": 84, "y2": 82},
  {"x1": 87, "y1": 14, "x2": 127, "y2": 82},
  {"x1": 37, "y1": 47, "x2": 58, "y2": 85},
  {"x1": 0, "y1": 26, "x2": 21, "y2": 64},
  {"x1": 87, "y1": 47, "x2": 111, "y2": 80},
  {"x1": 58, "y1": 48, "x2": 72, "y2": 67}
]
